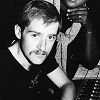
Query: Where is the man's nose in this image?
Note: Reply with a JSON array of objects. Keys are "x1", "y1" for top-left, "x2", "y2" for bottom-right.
[{"x1": 37, "y1": 39, "x2": 46, "y2": 51}]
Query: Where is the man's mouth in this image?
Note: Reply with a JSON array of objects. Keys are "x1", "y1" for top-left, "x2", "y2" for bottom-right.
[
  {"x1": 35, "y1": 53, "x2": 47, "y2": 59},
  {"x1": 35, "y1": 50, "x2": 47, "y2": 55},
  {"x1": 30, "y1": 50, "x2": 47, "y2": 57}
]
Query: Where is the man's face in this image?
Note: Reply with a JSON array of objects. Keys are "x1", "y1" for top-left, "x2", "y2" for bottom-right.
[
  {"x1": 63, "y1": 0, "x2": 86, "y2": 8},
  {"x1": 21, "y1": 19, "x2": 59, "y2": 65}
]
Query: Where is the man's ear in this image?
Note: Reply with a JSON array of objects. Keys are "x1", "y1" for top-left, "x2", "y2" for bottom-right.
[{"x1": 14, "y1": 24, "x2": 21, "y2": 39}]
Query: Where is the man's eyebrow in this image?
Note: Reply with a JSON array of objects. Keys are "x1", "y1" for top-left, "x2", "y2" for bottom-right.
[
  {"x1": 51, "y1": 34, "x2": 57, "y2": 37},
  {"x1": 27, "y1": 30, "x2": 41, "y2": 34},
  {"x1": 27, "y1": 30, "x2": 57, "y2": 36}
]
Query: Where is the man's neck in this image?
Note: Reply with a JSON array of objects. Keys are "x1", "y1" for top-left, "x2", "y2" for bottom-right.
[{"x1": 8, "y1": 42, "x2": 31, "y2": 71}]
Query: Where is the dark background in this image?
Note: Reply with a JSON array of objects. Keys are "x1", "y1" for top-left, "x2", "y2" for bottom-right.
[
  {"x1": 0, "y1": 0, "x2": 100, "y2": 49},
  {"x1": 0, "y1": 0, "x2": 31, "y2": 49}
]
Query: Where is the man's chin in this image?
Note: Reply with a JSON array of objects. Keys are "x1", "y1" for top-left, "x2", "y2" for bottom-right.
[
  {"x1": 32, "y1": 59, "x2": 45, "y2": 65},
  {"x1": 30, "y1": 55, "x2": 47, "y2": 65}
]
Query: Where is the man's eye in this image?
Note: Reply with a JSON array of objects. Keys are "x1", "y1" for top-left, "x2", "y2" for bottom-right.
[
  {"x1": 32, "y1": 34, "x2": 39, "y2": 38},
  {"x1": 48, "y1": 35, "x2": 56, "y2": 40}
]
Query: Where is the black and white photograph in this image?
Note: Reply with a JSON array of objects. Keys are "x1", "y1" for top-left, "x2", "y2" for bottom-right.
[{"x1": 0, "y1": 0, "x2": 100, "y2": 100}]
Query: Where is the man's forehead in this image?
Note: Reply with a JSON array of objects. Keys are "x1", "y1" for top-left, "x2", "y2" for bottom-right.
[
  {"x1": 25, "y1": 18, "x2": 59, "y2": 35},
  {"x1": 29, "y1": 18, "x2": 59, "y2": 26},
  {"x1": 28, "y1": 18, "x2": 59, "y2": 28}
]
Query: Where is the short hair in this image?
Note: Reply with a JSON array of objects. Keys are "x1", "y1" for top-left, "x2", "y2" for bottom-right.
[{"x1": 18, "y1": 0, "x2": 62, "y2": 32}]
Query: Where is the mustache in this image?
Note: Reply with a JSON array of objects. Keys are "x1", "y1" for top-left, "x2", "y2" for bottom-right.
[{"x1": 30, "y1": 50, "x2": 48, "y2": 56}]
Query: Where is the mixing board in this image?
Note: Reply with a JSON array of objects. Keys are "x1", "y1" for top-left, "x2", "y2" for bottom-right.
[{"x1": 76, "y1": 79, "x2": 100, "y2": 100}]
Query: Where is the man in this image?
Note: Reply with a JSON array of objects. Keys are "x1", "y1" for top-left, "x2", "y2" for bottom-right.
[{"x1": 0, "y1": 0, "x2": 75, "y2": 100}]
